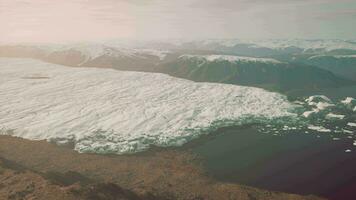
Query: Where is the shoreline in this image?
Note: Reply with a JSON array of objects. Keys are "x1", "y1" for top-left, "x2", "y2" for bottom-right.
[
  {"x1": 1, "y1": 123, "x2": 355, "y2": 200},
  {"x1": 0, "y1": 135, "x2": 324, "y2": 200}
]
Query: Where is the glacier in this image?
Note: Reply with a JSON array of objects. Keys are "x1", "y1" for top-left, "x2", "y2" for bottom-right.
[{"x1": 0, "y1": 58, "x2": 299, "y2": 154}]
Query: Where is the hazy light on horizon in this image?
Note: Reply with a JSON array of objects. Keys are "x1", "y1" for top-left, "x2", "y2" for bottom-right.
[{"x1": 0, "y1": 0, "x2": 356, "y2": 43}]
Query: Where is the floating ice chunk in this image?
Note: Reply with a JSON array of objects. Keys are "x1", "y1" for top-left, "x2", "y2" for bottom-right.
[
  {"x1": 345, "y1": 149, "x2": 352, "y2": 153},
  {"x1": 325, "y1": 113, "x2": 345, "y2": 120},
  {"x1": 281, "y1": 125, "x2": 297, "y2": 131},
  {"x1": 307, "y1": 125, "x2": 331, "y2": 133},
  {"x1": 302, "y1": 110, "x2": 318, "y2": 118},
  {"x1": 334, "y1": 129, "x2": 343, "y2": 133},
  {"x1": 315, "y1": 102, "x2": 334, "y2": 110},
  {"x1": 304, "y1": 96, "x2": 334, "y2": 115},
  {"x1": 333, "y1": 138, "x2": 340, "y2": 141},
  {"x1": 353, "y1": 141, "x2": 356, "y2": 146},
  {"x1": 341, "y1": 97, "x2": 355, "y2": 105},
  {"x1": 302, "y1": 111, "x2": 312, "y2": 118},
  {"x1": 348, "y1": 122, "x2": 356, "y2": 127},
  {"x1": 343, "y1": 129, "x2": 354, "y2": 134},
  {"x1": 334, "y1": 55, "x2": 356, "y2": 58},
  {"x1": 293, "y1": 100, "x2": 304, "y2": 105},
  {"x1": 341, "y1": 97, "x2": 356, "y2": 111},
  {"x1": 305, "y1": 95, "x2": 332, "y2": 105}
]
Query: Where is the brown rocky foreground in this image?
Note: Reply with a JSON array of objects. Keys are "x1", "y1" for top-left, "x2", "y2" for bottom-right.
[{"x1": 0, "y1": 136, "x2": 325, "y2": 200}]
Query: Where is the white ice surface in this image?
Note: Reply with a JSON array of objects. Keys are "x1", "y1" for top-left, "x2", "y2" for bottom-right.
[
  {"x1": 309, "y1": 55, "x2": 356, "y2": 59},
  {"x1": 334, "y1": 55, "x2": 356, "y2": 58},
  {"x1": 0, "y1": 58, "x2": 296, "y2": 154},
  {"x1": 341, "y1": 97, "x2": 356, "y2": 112},
  {"x1": 341, "y1": 97, "x2": 355, "y2": 105},
  {"x1": 307, "y1": 125, "x2": 331, "y2": 133},
  {"x1": 325, "y1": 113, "x2": 345, "y2": 120},
  {"x1": 179, "y1": 55, "x2": 282, "y2": 64},
  {"x1": 305, "y1": 95, "x2": 332, "y2": 106},
  {"x1": 201, "y1": 39, "x2": 356, "y2": 51},
  {"x1": 302, "y1": 109, "x2": 319, "y2": 118},
  {"x1": 343, "y1": 129, "x2": 354, "y2": 134},
  {"x1": 302, "y1": 95, "x2": 334, "y2": 118}
]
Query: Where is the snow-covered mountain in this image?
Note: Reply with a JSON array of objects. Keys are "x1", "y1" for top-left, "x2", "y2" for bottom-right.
[
  {"x1": 138, "y1": 39, "x2": 356, "y2": 56},
  {"x1": 179, "y1": 54, "x2": 282, "y2": 64},
  {"x1": 160, "y1": 54, "x2": 352, "y2": 92},
  {"x1": 305, "y1": 55, "x2": 356, "y2": 81},
  {"x1": 37, "y1": 43, "x2": 171, "y2": 61},
  {"x1": 0, "y1": 43, "x2": 171, "y2": 71},
  {"x1": 0, "y1": 41, "x2": 354, "y2": 93},
  {"x1": 200, "y1": 39, "x2": 356, "y2": 51}
]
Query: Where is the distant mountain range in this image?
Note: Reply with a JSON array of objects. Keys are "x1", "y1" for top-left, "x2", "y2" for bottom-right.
[
  {"x1": 0, "y1": 39, "x2": 355, "y2": 93},
  {"x1": 304, "y1": 55, "x2": 356, "y2": 81},
  {"x1": 159, "y1": 55, "x2": 352, "y2": 92}
]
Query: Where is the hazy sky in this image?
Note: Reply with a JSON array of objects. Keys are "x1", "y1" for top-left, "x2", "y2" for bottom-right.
[{"x1": 1, "y1": 0, "x2": 356, "y2": 43}]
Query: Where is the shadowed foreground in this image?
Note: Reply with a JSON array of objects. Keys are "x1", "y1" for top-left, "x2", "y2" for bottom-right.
[{"x1": 0, "y1": 136, "x2": 324, "y2": 200}]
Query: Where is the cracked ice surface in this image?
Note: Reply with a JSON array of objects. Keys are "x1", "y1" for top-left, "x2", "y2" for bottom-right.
[{"x1": 0, "y1": 58, "x2": 296, "y2": 154}]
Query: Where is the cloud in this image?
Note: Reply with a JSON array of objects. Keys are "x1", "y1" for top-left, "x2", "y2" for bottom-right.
[
  {"x1": 0, "y1": 0, "x2": 355, "y2": 43},
  {"x1": 315, "y1": 9, "x2": 356, "y2": 20}
]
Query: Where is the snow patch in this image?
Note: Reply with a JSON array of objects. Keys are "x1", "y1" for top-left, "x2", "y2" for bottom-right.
[
  {"x1": 302, "y1": 109, "x2": 319, "y2": 118},
  {"x1": 179, "y1": 55, "x2": 282, "y2": 64},
  {"x1": 341, "y1": 97, "x2": 356, "y2": 112},
  {"x1": 343, "y1": 129, "x2": 354, "y2": 134},
  {"x1": 325, "y1": 113, "x2": 345, "y2": 120},
  {"x1": 138, "y1": 49, "x2": 170, "y2": 60},
  {"x1": 308, "y1": 125, "x2": 331, "y2": 133}
]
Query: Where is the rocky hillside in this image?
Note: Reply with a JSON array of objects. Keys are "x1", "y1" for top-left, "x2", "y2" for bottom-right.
[
  {"x1": 159, "y1": 55, "x2": 352, "y2": 92},
  {"x1": 305, "y1": 55, "x2": 356, "y2": 81}
]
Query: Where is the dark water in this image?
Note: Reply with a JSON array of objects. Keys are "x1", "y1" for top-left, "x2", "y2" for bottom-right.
[
  {"x1": 185, "y1": 87, "x2": 356, "y2": 200},
  {"x1": 186, "y1": 126, "x2": 356, "y2": 199},
  {"x1": 287, "y1": 85, "x2": 356, "y2": 101}
]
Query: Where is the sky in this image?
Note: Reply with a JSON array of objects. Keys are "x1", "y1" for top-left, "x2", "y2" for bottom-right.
[{"x1": 0, "y1": 0, "x2": 356, "y2": 43}]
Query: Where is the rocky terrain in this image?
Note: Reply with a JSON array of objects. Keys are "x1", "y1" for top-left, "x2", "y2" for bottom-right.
[{"x1": 0, "y1": 136, "x2": 324, "y2": 200}]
